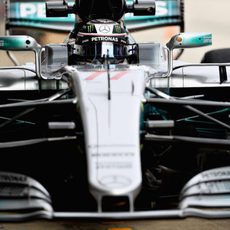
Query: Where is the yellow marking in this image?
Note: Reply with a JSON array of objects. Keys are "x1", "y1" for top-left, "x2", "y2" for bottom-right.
[{"x1": 108, "y1": 228, "x2": 133, "y2": 230}]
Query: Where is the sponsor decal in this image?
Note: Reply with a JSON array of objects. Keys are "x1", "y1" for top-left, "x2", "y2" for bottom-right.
[
  {"x1": 86, "y1": 71, "x2": 128, "y2": 81},
  {"x1": 87, "y1": 24, "x2": 95, "y2": 33},
  {"x1": 202, "y1": 169, "x2": 230, "y2": 179},
  {"x1": 111, "y1": 71, "x2": 128, "y2": 80},
  {"x1": 85, "y1": 71, "x2": 106, "y2": 81},
  {"x1": 0, "y1": 173, "x2": 27, "y2": 183},
  {"x1": 203, "y1": 36, "x2": 212, "y2": 44},
  {"x1": 12, "y1": 2, "x2": 75, "y2": 21},
  {"x1": 19, "y1": 3, "x2": 45, "y2": 18},
  {"x1": 156, "y1": 1, "x2": 168, "y2": 16},
  {"x1": 0, "y1": 40, "x2": 4, "y2": 47},
  {"x1": 81, "y1": 39, "x2": 90, "y2": 44},
  {"x1": 91, "y1": 37, "x2": 119, "y2": 42},
  {"x1": 99, "y1": 25, "x2": 111, "y2": 34},
  {"x1": 120, "y1": 39, "x2": 127, "y2": 44},
  {"x1": 114, "y1": 25, "x2": 122, "y2": 33}
]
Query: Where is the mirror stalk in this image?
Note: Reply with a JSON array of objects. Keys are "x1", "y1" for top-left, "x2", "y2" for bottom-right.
[
  {"x1": 147, "y1": 33, "x2": 212, "y2": 85},
  {"x1": 0, "y1": 36, "x2": 41, "y2": 77}
]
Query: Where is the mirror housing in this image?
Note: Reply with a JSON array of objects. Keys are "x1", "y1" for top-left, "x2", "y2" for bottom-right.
[
  {"x1": 159, "y1": 33, "x2": 212, "y2": 80},
  {"x1": 0, "y1": 36, "x2": 40, "y2": 51},
  {"x1": 0, "y1": 35, "x2": 41, "y2": 77},
  {"x1": 166, "y1": 33, "x2": 212, "y2": 50}
]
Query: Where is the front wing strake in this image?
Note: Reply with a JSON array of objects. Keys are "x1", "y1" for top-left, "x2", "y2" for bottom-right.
[{"x1": 1, "y1": 166, "x2": 230, "y2": 221}]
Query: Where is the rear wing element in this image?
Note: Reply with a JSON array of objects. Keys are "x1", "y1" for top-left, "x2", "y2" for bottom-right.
[{"x1": 2, "y1": 0, "x2": 184, "y2": 33}]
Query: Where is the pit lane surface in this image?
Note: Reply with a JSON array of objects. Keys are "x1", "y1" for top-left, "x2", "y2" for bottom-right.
[{"x1": 1, "y1": 218, "x2": 230, "y2": 230}]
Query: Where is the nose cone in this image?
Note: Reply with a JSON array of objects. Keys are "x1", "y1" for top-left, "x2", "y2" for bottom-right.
[{"x1": 99, "y1": 176, "x2": 131, "y2": 189}]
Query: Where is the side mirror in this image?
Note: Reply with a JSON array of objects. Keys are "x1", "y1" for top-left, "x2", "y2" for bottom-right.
[
  {"x1": 166, "y1": 33, "x2": 212, "y2": 50},
  {"x1": 0, "y1": 35, "x2": 40, "y2": 51},
  {"x1": 0, "y1": 35, "x2": 41, "y2": 76},
  {"x1": 162, "y1": 33, "x2": 212, "y2": 79}
]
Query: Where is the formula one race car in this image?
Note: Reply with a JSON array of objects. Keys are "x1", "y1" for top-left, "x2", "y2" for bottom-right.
[{"x1": 0, "y1": 0, "x2": 230, "y2": 222}]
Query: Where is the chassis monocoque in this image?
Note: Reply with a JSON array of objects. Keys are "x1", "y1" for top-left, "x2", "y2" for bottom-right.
[{"x1": 0, "y1": 0, "x2": 230, "y2": 222}]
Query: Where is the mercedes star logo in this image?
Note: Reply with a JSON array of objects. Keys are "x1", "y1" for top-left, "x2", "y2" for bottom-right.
[{"x1": 99, "y1": 25, "x2": 110, "y2": 34}]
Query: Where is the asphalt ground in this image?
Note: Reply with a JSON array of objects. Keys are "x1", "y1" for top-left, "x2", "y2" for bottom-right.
[
  {"x1": 0, "y1": 0, "x2": 230, "y2": 229},
  {"x1": 0, "y1": 218, "x2": 230, "y2": 230}
]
